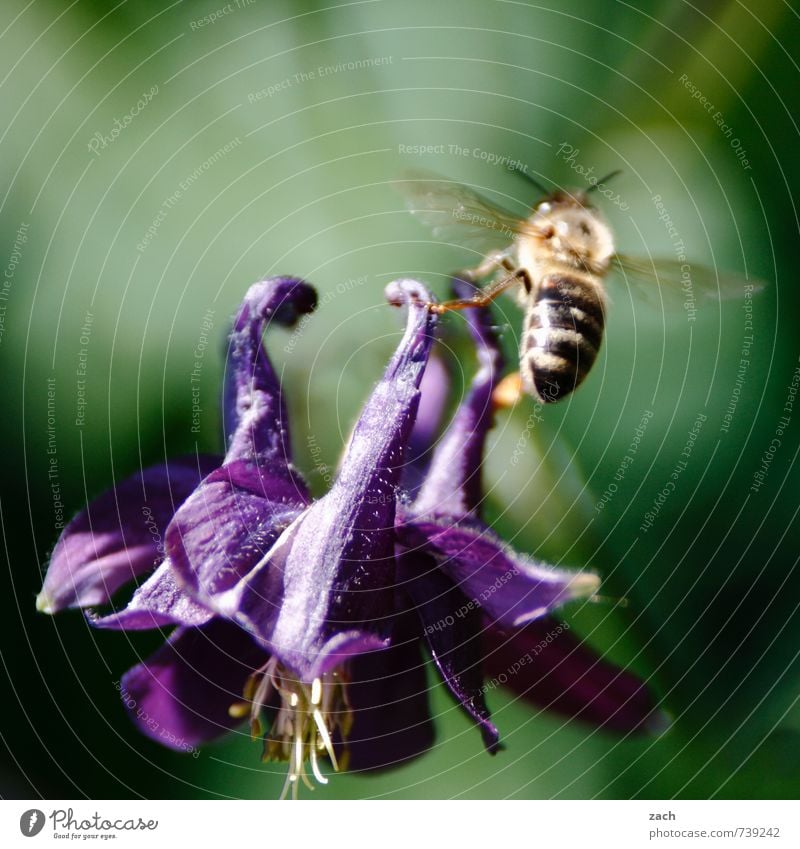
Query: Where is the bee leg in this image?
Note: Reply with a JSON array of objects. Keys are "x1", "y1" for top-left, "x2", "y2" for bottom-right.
[
  {"x1": 467, "y1": 251, "x2": 516, "y2": 279},
  {"x1": 428, "y1": 269, "x2": 523, "y2": 314}
]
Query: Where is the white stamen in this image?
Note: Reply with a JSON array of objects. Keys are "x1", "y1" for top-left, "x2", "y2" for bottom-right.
[
  {"x1": 310, "y1": 745, "x2": 328, "y2": 785},
  {"x1": 293, "y1": 729, "x2": 303, "y2": 781},
  {"x1": 313, "y1": 708, "x2": 339, "y2": 772},
  {"x1": 279, "y1": 771, "x2": 293, "y2": 801}
]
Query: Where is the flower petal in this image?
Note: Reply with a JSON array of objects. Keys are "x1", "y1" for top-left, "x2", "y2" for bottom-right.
[
  {"x1": 37, "y1": 456, "x2": 219, "y2": 614},
  {"x1": 89, "y1": 560, "x2": 213, "y2": 631},
  {"x1": 336, "y1": 619, "x2": 434, "y2": 772},
  {"x1": 222, "y1": 276, "x2": 317, "y2": 467},
  {"x1": 404, "y1": 352, "x2": 450, "y2": 497},
  {"x1": 411, "y1": 276, "x2": 504, "y2": 520},
  {"x1": 119, "y1": 618, "x2": 267, "y2": 750},
  {"x1": 166, "y1": 460, "x2": 307, "y2": 605},
  {"x1": 312, "y1": 630, "x2": 390, "y2": 678},
  {"x1": 167, "y1": 278, "x2": 317, "y2": 606},
  {"x1": 230, "y1": 280, "x2": 438, "y2": 680},
  {"x1": 398, "y1": 519, "x2": 599, "y2": 628},
  {"x1": 398, "y1": 551, "x2": 500, "y2": 753},
  {"x1": 482, "y1": 618, "x2": 662, "y2": 734}
]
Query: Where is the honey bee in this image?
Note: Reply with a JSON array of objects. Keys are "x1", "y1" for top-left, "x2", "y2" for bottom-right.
[{"x1": 396, "y1": 169, "x2": 762, "y2": 404}]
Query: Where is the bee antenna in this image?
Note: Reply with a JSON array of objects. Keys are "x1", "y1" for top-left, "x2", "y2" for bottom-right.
[
  {"x1": 510, "y1": 165, "x2": 550, "y2": 197},
  {"x1": 587, "y1": 169, "x2": 622, "y2": 193}
]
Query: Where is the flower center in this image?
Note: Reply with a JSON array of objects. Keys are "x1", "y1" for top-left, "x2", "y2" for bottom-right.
[{"x1": 230, "y1": 657, "x2": 352, "y2": 798}]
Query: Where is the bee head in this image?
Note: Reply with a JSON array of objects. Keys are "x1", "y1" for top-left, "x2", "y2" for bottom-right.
[
  {"x1": 538, "y1": 190, "x2": 591, "y2": 211},
  {"x1": 537, "y1": 169, "x2": 623, "y2": 211}
]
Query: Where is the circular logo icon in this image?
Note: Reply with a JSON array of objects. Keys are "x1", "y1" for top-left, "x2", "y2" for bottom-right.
[{"x1": 19, "y1": 810, "x2": 46, "y2": 837}]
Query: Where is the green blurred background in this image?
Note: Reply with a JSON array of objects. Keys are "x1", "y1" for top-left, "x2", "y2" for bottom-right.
[{"x1": 2, "y1": 0, "x2": 799, "y2": 799}]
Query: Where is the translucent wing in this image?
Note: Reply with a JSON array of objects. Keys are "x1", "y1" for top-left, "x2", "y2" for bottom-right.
[
  {"x1": 610, "y1": 253, "x2": 765, "y2": 309},
  {"x1": 394, "y1": 169, "x2": 533, "y2": 252}
]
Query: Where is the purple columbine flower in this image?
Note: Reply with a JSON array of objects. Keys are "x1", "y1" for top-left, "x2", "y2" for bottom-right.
[{"x1": 37, "y1": 275, "x2": 659, "y2": 797}]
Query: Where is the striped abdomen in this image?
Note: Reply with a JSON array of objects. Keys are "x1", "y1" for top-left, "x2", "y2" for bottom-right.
[{"x1": 521, "y1": 273, "x2": 605, "y2": 403}]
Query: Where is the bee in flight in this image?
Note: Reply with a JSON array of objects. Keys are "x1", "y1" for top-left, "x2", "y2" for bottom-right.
[{"x1": 396, "y1": 168, "x2": 761, "y2": 404}]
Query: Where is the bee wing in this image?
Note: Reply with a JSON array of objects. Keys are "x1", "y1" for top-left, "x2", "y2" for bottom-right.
[
  {"x1": 610, "y1": 253, "x2": 765, "y2": 309},
  {"x1": 394, "y1": 169, "x2": 533, "y2": 252}
]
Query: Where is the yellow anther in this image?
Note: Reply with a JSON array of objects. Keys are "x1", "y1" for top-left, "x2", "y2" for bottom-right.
[{"x1": 227, "y1": 702, "x2": 250, "y2": 719}]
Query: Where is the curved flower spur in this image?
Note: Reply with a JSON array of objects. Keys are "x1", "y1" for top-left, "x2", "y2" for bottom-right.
[{"x1": 37, "y1": 275, "x2": 659, "y2": 798}]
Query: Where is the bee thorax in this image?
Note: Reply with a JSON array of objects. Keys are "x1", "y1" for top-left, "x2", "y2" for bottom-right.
[{"x1": 522, "y1": 202, "x2": 615, "y2": 273}]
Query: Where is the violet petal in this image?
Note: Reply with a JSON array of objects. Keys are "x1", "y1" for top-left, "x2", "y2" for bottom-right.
[
  {"x1": 411, "y1": 276, "x2": 504, "y2": 520},
  {"x1": 398, "y1": 519, "x2": 599, "y2": 628},
  {"x1": 167, "y1": 278, "x2": 317, "y2": 605},
  {"x1": 119, "y1": 617, "x2": 268, "y2": 749},
  {"x1": 483, "y1": 618, "x2": 662, "y2": 734},
  {"x1": 165, "y1": 277, "x2": 316, "y2": 608},
  {"x1": 222, "y1": 276, "x2": 316, "y2": 467},
  {"x1": 336, "y1": 618, "x2": 434, "y2": 772},
  {"x1": 37, "y1": 456, "x2": 219, "y2": 614},
  {"x1": 166, "y1": 461, "x2": 306, "y2": 605},
  {"x1": 89, "y1": 560, "x2": 213, "y2": 631},
  {"x1": 404, "y1": 352, "x2": 450, "y2": 497},
  {"x1": 398, "y1": 551, "x2": 500, "y2": 753},
  {"x1": 230, "y1": 280, "x2": 438, "y2": 680},
  {"x1": 312, "y1": 630, "x2": 390, "y2": 679}
]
